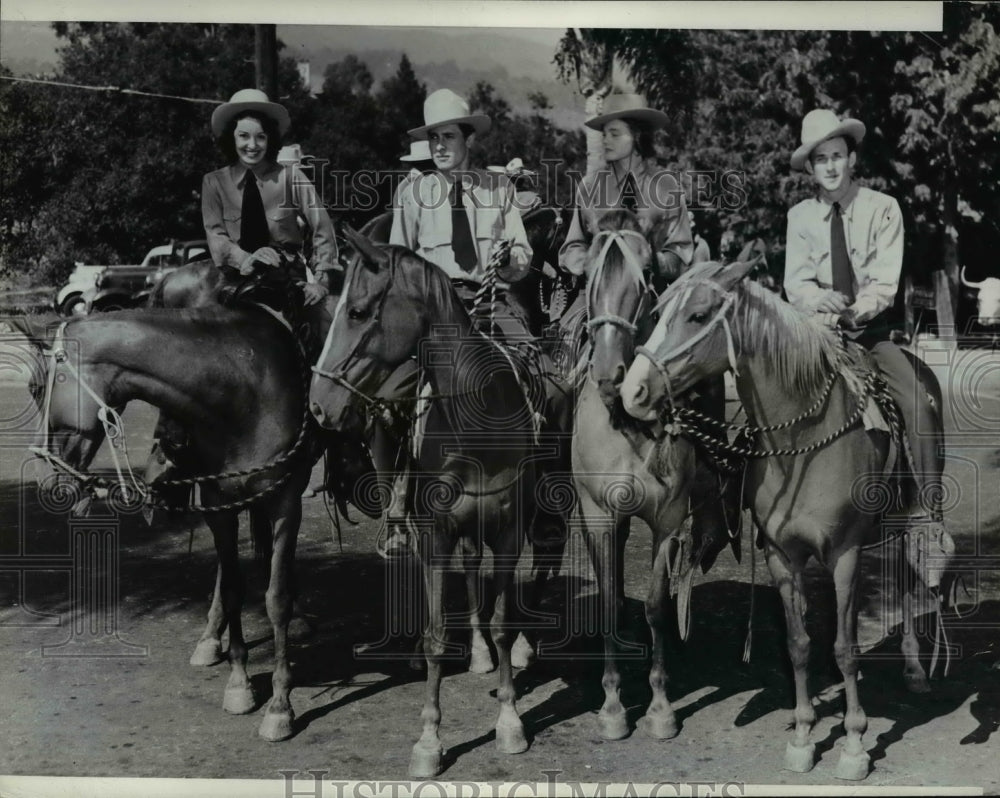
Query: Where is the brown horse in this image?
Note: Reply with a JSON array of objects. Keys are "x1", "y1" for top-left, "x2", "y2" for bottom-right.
[
  {"x1": 309, "y1": 228, "x2": 546, "y2": 777},
  {"x1": 573, "y1": 211, "x2": 737, "y2": 741},
  {"x1": 620, "y1": 260, "x2": 954, "y2": 780},
  {"x1": 14, "y1": 306, "x2": 317, "y2": 743}
]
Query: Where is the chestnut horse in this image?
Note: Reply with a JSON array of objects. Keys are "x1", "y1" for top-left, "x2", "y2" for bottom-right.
[
  {"x1": 309, "y1": 229, "x2": 549, "y2": 777},
  {"x1": 14, "y1": 306, "x2": 318, "y2": 743}
]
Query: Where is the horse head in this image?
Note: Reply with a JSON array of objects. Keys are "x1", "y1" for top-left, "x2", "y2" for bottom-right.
[
  {"x1": 585, "y1": 210, "x2": 655, "y2": 407},
  {"x1": 10, "y1": 316, "x2": 116, "y2": 515},
  {"x1": 620, "y1": 257, "x2": 759, "y2": 422},
  {"x1": 309, "y1": 225, "x2": 431, "y2": 431}
]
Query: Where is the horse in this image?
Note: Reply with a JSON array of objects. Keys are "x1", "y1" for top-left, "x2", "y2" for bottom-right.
[
  {"x1": 573, "y1": 210, "x2": 739, "y2": 740},
  {"x1": 309, "y1": 227, "x2": 551, "y2": 778},
  {"x1": 13, "y1": 306, "x2": 319, "y2": 743},
  {"x1": 619, "y1": 260, "x2": 955, "y2": 780}
]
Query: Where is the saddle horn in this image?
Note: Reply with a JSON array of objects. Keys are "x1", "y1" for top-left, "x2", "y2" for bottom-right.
[
  {"x1": 960, "y1": 266, "x2": 983, "y2": 289},
  {"x1": 342, "y1": 223, "x2": 390, "y2": 270}
]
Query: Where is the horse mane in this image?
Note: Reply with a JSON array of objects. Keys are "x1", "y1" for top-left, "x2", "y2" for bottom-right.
[
  {"x1": 732, "y1": 277, "x2": 848, "y2": 396},
  {"x1": 382, "y1": 244, "x2": 471, "y2": 331}
]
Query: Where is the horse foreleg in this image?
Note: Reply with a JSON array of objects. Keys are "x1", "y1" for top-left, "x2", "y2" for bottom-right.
[
  {"x1": 190, "y1": 562, "x2": 226, "y2": 666},
  {"x1": 831, "y1": 546, "x2": 871, "y2": 780},
  {"x1": 580, "y1": 489, "x2": 630, "y2": 740},
  {"x1": 461, "y1": 537, "x2": 493, "y2": 674},
  {"x1": 258, "y1": 482, "x2": 303, "y2": 742},
  {"x1": 637, "y1": 528, "x2": 680, "y2": 740},
  {"x1": 205, "y1": 509, "x2": 255, "y2": 715},
  {"x1": 766, "y1": 543, "x2": 816, "y2": 773},
  {"x1": 409, "y1": 534, "x2": 450, "y2": 779}
]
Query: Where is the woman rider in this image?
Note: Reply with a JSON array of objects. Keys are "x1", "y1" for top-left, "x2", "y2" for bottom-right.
[{"x1": 202, "y1": 88, "x2": 339, "y2": 354}]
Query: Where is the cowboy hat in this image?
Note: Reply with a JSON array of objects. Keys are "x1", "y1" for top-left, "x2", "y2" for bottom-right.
[
  {"x1": 211, "y1": 88, "x2": 291, "y2": 139},
  {"x1": 399, "y1": 140, "x2": 432, "y2": 163},
  {"x1": 584, "y1": 93, "x2": 669, "y2": 131},
  {"x1": 790, "y1": 109, "x2": 865, "y2": 171},
  {"x1": 487, "y1": 157, "x2": 536, "y2": 177},
  {"x1": 407, "y1": 89, "x2": 491, "y2": 140}
]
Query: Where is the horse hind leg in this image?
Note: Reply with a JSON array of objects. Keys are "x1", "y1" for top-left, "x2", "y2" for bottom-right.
[
  {"x1": 832, "y1": 547, "x2": 871, "y2": 780},
  {"x1": 899, "y1": 545, "x2": 931, "y2": 694},
  {"x1": 204, "y1": 509, "x2": 256, "y2": 716},
  {"x1": 765, "y1": 544, "x2": 817, "y2": 773},
  {"x1": 461, "y1": 537, "x2": 494, "y2": 674},
  {"x1": 489, "y1": 521, "x2": 529, "y2": 756},
  {"x1": 190, "y1": 563, "x2": 226, "y2": 666},
  {"x1": 637, "y1": 530, "x2": 680, "y2": 740}
]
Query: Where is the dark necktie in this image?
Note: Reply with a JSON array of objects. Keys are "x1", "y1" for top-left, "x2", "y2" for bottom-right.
[
  {"x1": 619, "y1": 172, "x2": 640, "y2": 212},
  {"x1": 239, "y1": 170, "x2": 270, "y2": 254},
  {"x1": 451, "y1": 179, "x2": 478, "y2": 273},
  {"x1": 831, "y1": 202, "x2": 855, "y2": 303}
]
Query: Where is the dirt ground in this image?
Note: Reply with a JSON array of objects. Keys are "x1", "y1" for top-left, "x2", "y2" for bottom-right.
[{"x1": 2, "y1": 338, "x2": 1000, "y2": 795}]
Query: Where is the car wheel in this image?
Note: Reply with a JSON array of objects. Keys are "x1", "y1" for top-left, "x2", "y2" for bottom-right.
[{"x1": 60, "y1": 294, "x2": 88, "y2": 317}]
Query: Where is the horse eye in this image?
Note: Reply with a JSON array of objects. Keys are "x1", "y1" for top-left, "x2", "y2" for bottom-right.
[
  {"x1": 347, "y1": 307, "x2": 369, "y2": 321},
  {"x1": 690, "y1": 312, "x2": 708, "y2": 324}
]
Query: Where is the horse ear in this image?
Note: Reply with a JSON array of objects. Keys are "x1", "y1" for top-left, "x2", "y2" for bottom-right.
[
  {"x1": 719, "y1": 255, "x2": 762, "y2": 289},
  {"x1": 343, "y1": 224, "x2": 389, "y2": 271}
]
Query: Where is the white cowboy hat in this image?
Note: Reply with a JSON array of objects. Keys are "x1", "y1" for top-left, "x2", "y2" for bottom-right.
[
  {"x1": 584, "y1": 93, "x2": 669, "y2": 131},
  {"x1": 399, "y1": 140, "x2": 432, "y2": 162},
  {"x1": 790, "y1": 109, "x2": 866, "y2": 171},
  {"x1": 487, "y1": 157, "x2": 536, "y2": 177},
  {"x1": 407, "y1": 88, "x2": 491, "y2": 140},
  {"x1": 211, "y1": 88, "x2": 291, "y2": 139}
]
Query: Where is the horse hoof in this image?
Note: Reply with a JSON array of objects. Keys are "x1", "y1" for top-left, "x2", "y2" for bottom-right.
[
  {"x1": 222, "y1": 685, "x2": 256, "y2": 715},
  {"x1": 511, "y1": 635, "x2": 536, "y2": 669},
  {"x1": 288, "y1": 616, "x2": 313, "y2": 642},
  {"x1": 496, "y1": 719, "x2": 529, "y2": 755},
  {"x1": 189, "y1": 638, "x2": 224, "y2": 667},
  {"x1": 904, "y1": 670, "x2": 931, "y2": 694},
  {"x1": 258, "y1": 710, "x2": 295, "y2": 742},
  {"x1": 783, "y1": 741, "x2": 816, "y2": 773},
  {"x1": 469, "y1": 649, "x2": 495, "y2": 674},
  {"x1": 834, "y1": 750, "x2": 870, "y2": 781},
  {"x1": 409, "y1": 743, "x2": 444, "y2": 779},
  {"x1": 597, "y1": 710, "x2": 630, "y2": 740},
  {"x1": 637, "y1": 713, "x2": 679, "y2": 740}
]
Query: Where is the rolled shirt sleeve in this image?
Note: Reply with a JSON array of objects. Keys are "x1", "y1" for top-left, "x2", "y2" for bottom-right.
[{"x1": 287, "y1": 165, "x2": 340, "y2": 276}]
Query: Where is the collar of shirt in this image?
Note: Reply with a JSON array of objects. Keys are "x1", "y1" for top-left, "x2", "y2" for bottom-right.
[
  {"x1": 230, "y1": 162, "x2": 279, "y2": 189},
  {"x1": 817, "y1": 181, "x2": 860, "y2": 220}
]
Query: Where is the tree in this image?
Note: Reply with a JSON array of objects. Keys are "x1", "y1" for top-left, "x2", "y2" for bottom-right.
[
  {"x1": 374, "y1": 54, "x2": 427, "y2": 163},
  {"x1": 0, "y1": 23, "x2": 310, "y2": 284}
]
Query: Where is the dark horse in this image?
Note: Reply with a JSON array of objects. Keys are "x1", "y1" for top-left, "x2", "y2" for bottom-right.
[
  {"x1": 621, "y1": 260, "x2": 955, "y2": 780},
  {"x1": 14, "y1": 306, "x2": 317, "y2": 743},
  {"x1": 310, "y1": 228, "x2": 548, "y2": 777}
]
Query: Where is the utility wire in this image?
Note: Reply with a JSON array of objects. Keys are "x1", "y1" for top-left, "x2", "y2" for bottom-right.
[{"x1": 0, "y1": 74, "x2": 222, "y2": 105}]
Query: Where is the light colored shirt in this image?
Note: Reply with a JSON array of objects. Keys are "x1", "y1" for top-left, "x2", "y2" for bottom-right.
[
  {"x1": 202, "y1": 162, "x2": 339, "y2": 276},
  {"x1": 558, "y1": 158, "x2": 693, "y2": 276},
  {"x1": 784, "y1": 184, "x2": 903, "y2": 324},
  {"x1": 390, "y1": 169, "x2": 532, "y2": 284}
]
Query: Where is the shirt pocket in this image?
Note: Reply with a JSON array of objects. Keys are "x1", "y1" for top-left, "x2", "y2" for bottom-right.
[
  {"x1": 267, "y1": 207, "x2": 301, "y2": 244},
  {"x1": 223, "y1": 211, "x2": 242, "y2": 241}
]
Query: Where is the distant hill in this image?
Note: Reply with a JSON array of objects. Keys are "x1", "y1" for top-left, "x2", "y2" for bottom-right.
[
  {"x1": 278, "y1": 25, "x2": 588, "y2": 128},
  {"x1": 0, "y1": 21, "x2": 589, "y2": 130}
]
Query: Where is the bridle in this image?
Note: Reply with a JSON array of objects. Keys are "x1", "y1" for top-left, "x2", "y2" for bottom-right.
[
  {"x1": 585, "y1": 229, "x2": 655, "y2": 348},
  {"x1": 310, "y1": 256, "x2": 397, "y2": 413},
  {"x1": 635, "y1": 277, "x2": 741, "y2": 400}
]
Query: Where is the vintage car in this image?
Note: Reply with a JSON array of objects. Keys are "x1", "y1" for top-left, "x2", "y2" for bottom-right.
[{"x1": 80, "y1": 240, "x2": 207, "y2": 314}]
